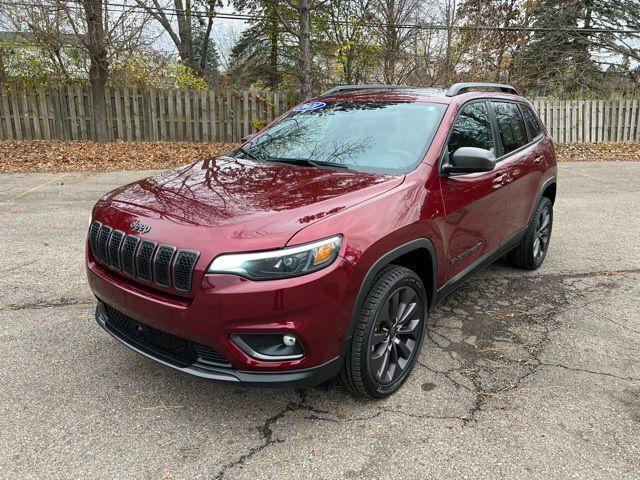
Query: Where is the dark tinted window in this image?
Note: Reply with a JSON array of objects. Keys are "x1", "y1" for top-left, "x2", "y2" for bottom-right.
[
  {"x1": 241, "y1": 101, "x2": 447, "y2": 174},
  {"x1": 521, "y1": 104, "x2": 543, "y2": 138},
  {"x1": 447, "y1": 102, "x2": 495, "y2": 155},
  {"x1": 493, "y1": 102, "x2": 528, "y2": 154}
]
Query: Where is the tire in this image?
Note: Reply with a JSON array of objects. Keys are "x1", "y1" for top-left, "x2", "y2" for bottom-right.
[
  {"x1": 507, "y1": 196, "x2": 553, "y2": 270},
  {"x1": 338, "y1": 265, "x2": 427, "y2": 399}
]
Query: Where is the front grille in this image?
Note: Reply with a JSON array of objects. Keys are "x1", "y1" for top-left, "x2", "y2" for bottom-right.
[
  {"x1": 103, "y1": 303, "x2": 230, "y2": 368},
  {"x1": 89, "y1": 221, "x2": 199, "y2": 292}
]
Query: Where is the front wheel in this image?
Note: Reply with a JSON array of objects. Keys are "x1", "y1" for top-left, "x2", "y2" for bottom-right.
[
  {"x1": 507, "y1": 196, "x2": 553, "y2": 270},
  {"x1": 338, "y1": 265, "x2": 427, "y2": 399}
]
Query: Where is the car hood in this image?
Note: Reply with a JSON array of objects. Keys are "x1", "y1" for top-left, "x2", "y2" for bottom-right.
[{"x1": 94, "y1": 157, "x2": 404, "y2": 251}]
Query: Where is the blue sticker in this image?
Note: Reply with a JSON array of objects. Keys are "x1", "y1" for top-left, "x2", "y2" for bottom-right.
[{"x1": 294, "y1": 101, "x2": 326, "y2": 112}]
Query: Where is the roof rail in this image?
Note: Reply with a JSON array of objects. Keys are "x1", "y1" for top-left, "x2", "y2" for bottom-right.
[
  {"x1": 321, "y1": 84, "x2": 411, "y2": 96},
  {"x1": 446, "y1": 82, "x2": 519, "y2": 97}
]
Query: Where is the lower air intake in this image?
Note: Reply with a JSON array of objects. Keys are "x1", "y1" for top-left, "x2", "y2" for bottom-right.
[{"x1": 103, "y1": 303, "x2": 230, "y2": 368}]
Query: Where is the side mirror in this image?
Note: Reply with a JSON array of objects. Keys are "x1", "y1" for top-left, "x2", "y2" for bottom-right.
[
  {"x1": 443, "y1": 147, "x2": 496, "y2": 174},
  {"x1": 241, "y1": 134, "x2": 256, "y2": 143}
]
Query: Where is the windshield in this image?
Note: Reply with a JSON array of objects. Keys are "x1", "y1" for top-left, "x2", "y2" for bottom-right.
[{"x1": 238, "y1": 100, "x2": 447, "y2": 174}]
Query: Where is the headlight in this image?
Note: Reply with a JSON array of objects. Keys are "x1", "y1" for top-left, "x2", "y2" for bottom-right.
[{"x1": 207, "y1": 235, "x2": 342, "y2": 280}]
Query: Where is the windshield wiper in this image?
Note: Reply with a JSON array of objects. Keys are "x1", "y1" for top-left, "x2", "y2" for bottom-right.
[
  {"x1": 234, "y1": 147, "x2": 263, "y2": 162},
  {"x1": 268, "y1": 157, "x2": 350, "y2": 170}
]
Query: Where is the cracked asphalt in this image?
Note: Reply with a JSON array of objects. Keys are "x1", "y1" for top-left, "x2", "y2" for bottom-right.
[{"x1": 1, "y1": 162, "x2": 639, "y2": 479}]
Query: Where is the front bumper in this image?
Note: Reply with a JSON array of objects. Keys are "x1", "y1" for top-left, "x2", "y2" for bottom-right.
[
  {"x1": 87, "y1": 244, "x2": 363, "y2": 385},
  {"x1": 96, "y1": 300, "x2": 342, "y2": 387}
]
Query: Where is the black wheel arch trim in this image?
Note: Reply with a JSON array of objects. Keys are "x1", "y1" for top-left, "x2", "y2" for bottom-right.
[
  {"x1": 342, "y1": 238, "x2": 438, "y2": 350},
  {"x1": 531, "y1": 176, "x2": 557, "y2": 221}
]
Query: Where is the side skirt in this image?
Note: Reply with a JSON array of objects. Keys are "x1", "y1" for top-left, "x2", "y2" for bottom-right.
[{"x1": 435, "y1": 227, "x2": 527, "y2": 305}]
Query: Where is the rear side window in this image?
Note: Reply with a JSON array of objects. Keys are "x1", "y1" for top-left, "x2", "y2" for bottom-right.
[
  {"x1": 447, "y1": 102, "x2": 495, "y2": 155},
  {"x1": 493, "y1": 102, "x2": 528, "y2": 155},
  {"x1": 521, "y1": 104, "x2": 543, "y2": 138}
]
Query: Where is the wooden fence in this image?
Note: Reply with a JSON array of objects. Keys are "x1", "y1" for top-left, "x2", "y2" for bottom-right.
[
  {"x1": 532, "y1": 98, "x2": 640, "y2": 143},
  {"x1": 0, "y1": 86, "x2": 295, "y2": 142},
  {"x1": 0, "y1": 86, "x2": 639, "y2": 143}
]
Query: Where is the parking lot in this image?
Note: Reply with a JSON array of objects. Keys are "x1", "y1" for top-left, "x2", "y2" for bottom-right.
[{"x1": 1, "y1": 162, "x2": 639, "y2": 479}]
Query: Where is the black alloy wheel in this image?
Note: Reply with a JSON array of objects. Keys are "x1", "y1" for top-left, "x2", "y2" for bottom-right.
[
  {"x1": 507, "y1": 196, "x2": 554, "y2": 270},
  {"x1": 369, "y1": 285, "x2": 423, "y2": 384},
  {"x1": 533, "y1": 204, "x2": 552, "y2": 260},
  {"x1": 339, "y1": 265, "x2": 427, "y2": 399}
]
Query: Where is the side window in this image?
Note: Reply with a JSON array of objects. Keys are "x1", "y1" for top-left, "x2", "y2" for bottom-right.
[
  {"x1": 493, "y1": 102, "x2": 528, "y2": 154},
  {"x1": 447, "y1": 102, "x2": 495, "y2": 155},
  {"x1": 521, "y1": 104, "x2": 543, "y2": 139}
]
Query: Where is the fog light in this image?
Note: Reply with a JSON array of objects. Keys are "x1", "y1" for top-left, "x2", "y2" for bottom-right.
[{"x1": 231, "y1": 333, "x2": 304, "y2": 360}]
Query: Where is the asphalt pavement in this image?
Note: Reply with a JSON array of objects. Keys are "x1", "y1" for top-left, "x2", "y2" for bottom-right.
[{"x1": 0, "y1": 162, "x2": 639, "y2": 479}]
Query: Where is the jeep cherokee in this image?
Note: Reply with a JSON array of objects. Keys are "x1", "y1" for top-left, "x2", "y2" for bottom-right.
[{"x1": 86, "y1": 82, "x2": 557, "y2": 398}]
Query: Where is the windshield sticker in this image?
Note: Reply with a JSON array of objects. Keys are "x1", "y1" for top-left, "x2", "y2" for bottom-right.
[{"x1": 294, "y1": 101, "x2": 326, "y2": 112}]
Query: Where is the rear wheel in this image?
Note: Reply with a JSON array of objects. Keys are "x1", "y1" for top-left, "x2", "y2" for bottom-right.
[
  {"x1": 507, "y1": 196, "x2": 553, "y2": 270},
  {"x1": 339, "y1": 265, "x2": 427, "y2": 399}
]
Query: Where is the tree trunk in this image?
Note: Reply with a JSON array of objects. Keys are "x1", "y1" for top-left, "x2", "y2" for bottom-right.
[
  {"x1": 175, "y1": 0, "x2": 194, "y2": 69},
  {"x1": 199, "y1": 15, "x2": 214, "y2": 76},
  {"x1": 83, "y1": 0, "x2": 109, "y2": 142},
  {"x1": 444, "y1": 0, "x2": 455, "y2": 84},
  {"x1": 298, "y1": 0, "x2": 312, "y2": 100},
  {"x1": 268, "y1": 9, "x2": 279, "y2": 89},
  {"x1": 0, "y1": 47, "x2": 5, "y2": 84}
]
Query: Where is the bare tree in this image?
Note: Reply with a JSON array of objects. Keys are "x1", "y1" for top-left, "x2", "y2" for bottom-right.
[
  {"x1": 457, "y1": 0, "x2": 531, "y2": 83},
  {"x1": 134, "y1": 0, "x2": 220, "y2": 75},
  {"x1": 2, "y1": 0, "x2": 153, "y2": 140},
  {"x1": 213, "y1": 20, "x2": 243, "y2": 72},
  {"x1": 65, "y1": 0, "x2": 153, "y2": 140},
  {"x1": 82, "y1": 0, "x2": 109, "y2": 141},
  {"x1": 325, "y1": 0, "x2": 375, "y2": 85},
  {"x1": 371, "y1": 0, "x2": 423, "y2": 84}
]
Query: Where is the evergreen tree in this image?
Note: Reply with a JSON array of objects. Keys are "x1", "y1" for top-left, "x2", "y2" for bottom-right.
[
  {"x1": 192, "y1": 25, "x2": 220, "y2": 86},
  {"x1": 520, "y1": 0, "x2": 600, "y2": 95}
]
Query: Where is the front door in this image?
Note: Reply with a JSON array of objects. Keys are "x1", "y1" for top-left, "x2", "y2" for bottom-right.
[{"x1": 439, "y1": 100, "x2": 510, "y2": 279}]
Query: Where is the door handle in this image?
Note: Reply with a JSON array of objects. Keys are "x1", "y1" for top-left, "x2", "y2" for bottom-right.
[
  {"x1": 492, "y1": 173, "x2": 508, "y2": 189},
  {"x1": 533, "y1": 156, "x2": 544, "y2": 165}
]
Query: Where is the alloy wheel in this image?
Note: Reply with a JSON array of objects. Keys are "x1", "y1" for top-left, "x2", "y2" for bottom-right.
[
  {"x1": 369, "y1": 286, "x2": 423, "y2": 384},
  {"x1": 533, "y1": 205, "x2": 552, "y2": 259}
]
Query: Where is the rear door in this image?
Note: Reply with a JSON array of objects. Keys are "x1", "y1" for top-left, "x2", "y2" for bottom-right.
[
  {"x1": 439, "y1": 100, "x2": 510, "y2": 279},
  {"x1": 490, "y1": 101, "x2": 546, "y2": 237}
]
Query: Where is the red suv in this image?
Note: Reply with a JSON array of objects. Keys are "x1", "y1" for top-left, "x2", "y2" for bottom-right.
[{"x1": 87, "y1": 83, "x2": 557, "y2": 398}]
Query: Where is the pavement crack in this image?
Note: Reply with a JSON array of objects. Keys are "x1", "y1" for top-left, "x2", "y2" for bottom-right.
[
  {"x1": 0, "y1": 297, "x2": 94, "y2": 311},
  {"x1": 416, "y1": 360, "x2": 476, "y2": 394},
  {"x1": 378, "y1": 406, "x2": 464, "y2": 422},
  {"x1": 213, "y1": 407, "x2": 289, "y2": 480},
  {"x1": 538, "y1": 362, "x2": 640, "y2": 382},
  {"x1": 214, "y1": 389, "x2": 332, "y2": 479},
  {"x1": 583, "y1": 305, "x2": 640, "y2": 334}
]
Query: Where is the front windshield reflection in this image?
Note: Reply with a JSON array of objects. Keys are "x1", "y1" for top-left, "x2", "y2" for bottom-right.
[{"x1": 239, "y1": 101, "x2": 447, "y2": 174}]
